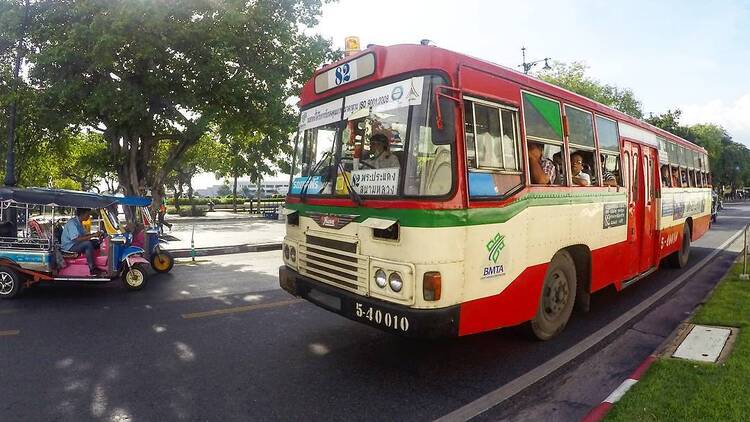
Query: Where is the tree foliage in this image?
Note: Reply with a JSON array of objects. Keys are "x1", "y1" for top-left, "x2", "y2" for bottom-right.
[
  {"x1": 537, "y1": 61, "x2": 643, "y2": 118},
  {"x1": 21, "y1": 0, "x2": 338, "y2": 206},
  {"x1": 646, "y1": 110, "x2": 750, "y2": 189}
]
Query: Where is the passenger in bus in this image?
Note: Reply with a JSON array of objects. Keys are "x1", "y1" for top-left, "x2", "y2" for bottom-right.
[
  {"x1": 527, "y1": 142, "x2": 556, "y2": 184},
  {"x1": 661, "y1": 165, "x2": 671, "y2": 186},
  {"x1": 670, "y1": 167, "x2": 680, "y2": 187},
  {"x1": 600, "y1": 154, "x2": 618, "y2": 187},
  {"x1": 570, "y1": 153, "x2": 591, "y2": 186},
  {"x1": 364, "y1": 133, "x2": 400, "y2": 169}
]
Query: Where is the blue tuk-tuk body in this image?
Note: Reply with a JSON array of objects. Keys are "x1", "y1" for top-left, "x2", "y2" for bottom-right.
[
  {"x1": 0, "y1": 187, "x2": 150, "y2": 299},
  {"x1": 109, "y1": 195, "x2": 175, "y2": 273}
]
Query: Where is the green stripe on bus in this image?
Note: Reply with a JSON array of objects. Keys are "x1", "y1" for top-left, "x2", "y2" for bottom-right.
[{"x1": 286, "y1": 191, "x2": 626, "y2": 228}]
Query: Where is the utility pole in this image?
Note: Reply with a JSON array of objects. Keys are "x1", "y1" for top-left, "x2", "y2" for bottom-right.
[
  {"x1": 519, "y1": 46, "x2": 552, "y2": 75},
  {"x1": 5, "y1": 0, "x2": 31, "y2": 188}
]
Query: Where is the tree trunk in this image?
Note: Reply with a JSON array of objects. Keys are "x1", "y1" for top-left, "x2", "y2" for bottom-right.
[
  {"x1": 173, "y1": 185, "x2": 182, "y2": 212},
  {"x1": 232, "y1": 175, "x2": 238, "y2": 213},
  {"x1": 188, "y1": 179, "x2": 195, "y2": 215}
]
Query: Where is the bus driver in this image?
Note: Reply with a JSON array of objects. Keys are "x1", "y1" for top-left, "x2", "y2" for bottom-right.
[{"x1": 364, "y1": 133, "x2": 400, "y2": 169}]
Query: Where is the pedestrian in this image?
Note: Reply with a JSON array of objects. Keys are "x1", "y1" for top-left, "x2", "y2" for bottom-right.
[{"x1": 158, "y1": 199, "x2": 172, "y2": 233}]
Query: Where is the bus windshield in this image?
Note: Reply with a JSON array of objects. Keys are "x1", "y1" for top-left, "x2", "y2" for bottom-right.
[{"x1": 291, "y1": 75, "x2": 454, "y2": 198}]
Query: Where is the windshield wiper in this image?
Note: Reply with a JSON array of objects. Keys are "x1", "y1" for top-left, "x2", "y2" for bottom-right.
[
  {"x1": 338, "y1": 160, "x2": 363, "y2": 206},
  {"x1": 300, "y1": 151, "x2": 331, "y2": 202}
]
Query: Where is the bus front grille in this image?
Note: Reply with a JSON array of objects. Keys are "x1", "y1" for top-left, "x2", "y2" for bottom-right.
[{"x1": 299, "y1": 235, "x2": 368, "y2": 293}]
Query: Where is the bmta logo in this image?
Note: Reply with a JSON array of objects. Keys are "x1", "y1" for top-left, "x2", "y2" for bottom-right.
[
  {"x1": 486, "y1": 233, "x2": 505, "y2": 263},
  {"x1": 335, "y1": 63, "x2": 351, "y2": 85}
]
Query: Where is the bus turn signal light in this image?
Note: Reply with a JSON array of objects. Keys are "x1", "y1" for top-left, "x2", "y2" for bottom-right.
[{"x1": 423, "y1": 272, "x2": 442, "y2": 301}]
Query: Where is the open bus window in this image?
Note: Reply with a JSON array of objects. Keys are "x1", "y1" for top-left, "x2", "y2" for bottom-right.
[
  {"x1": 601, "y1": 153, "x2": 622, "y2": 187},
  {"x1": 464, "y1": 99, "x2": 523, "y2": 198},
  {"x1": 570, "y1": 148, "x2": 596, "y2": 187},
  {"x1": 660, "y1": 164, "x2": 671, "y2": 187},
  {"x1": 528, "y1": 142, "x2": 565, "y2": 185}
]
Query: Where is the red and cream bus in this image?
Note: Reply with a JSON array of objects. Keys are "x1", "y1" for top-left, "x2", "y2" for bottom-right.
[{"x1": 278, "y1": 43, "x2": 712, "y2": 339}]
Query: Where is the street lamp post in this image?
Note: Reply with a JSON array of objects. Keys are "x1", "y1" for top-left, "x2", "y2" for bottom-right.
[{"x1": 519, "y1": 46, "x2": 552, "y2": 74}]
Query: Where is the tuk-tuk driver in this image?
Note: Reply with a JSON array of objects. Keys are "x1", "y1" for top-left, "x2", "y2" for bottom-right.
[{"x1": 61, "y1": 208, "x2": 104, "y2": 275}]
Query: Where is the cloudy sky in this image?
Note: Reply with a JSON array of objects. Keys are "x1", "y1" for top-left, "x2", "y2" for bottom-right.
[{"x1": 197, "y1": 0, "x2": 750, "y2": 188}]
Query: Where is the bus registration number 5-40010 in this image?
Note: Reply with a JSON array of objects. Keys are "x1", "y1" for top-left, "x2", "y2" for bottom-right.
[{"x1": 354, "y1": 302, "x2": 410, "y2": 332}]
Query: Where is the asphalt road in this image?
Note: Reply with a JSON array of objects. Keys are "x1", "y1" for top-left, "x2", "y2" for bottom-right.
[{"x1": 1, "y1": 204, "x2": 748, "y2": 422}]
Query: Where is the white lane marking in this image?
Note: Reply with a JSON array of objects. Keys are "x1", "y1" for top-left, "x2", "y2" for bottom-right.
[{"x1": 435, "y1": 226, "x2": 746, "y2": 422}]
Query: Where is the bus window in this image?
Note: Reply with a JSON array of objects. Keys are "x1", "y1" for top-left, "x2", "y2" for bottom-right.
[
  {"x1": 660, "y1": 165, "x2": 671, "y2": 187},
  {"x1": 465, "y1": 99, "x2": 523, "y2": 197},
  {"x1": 527, "y1": 142, "x2": 564, "y2": 185},
  {"x1": 570, "y1": 148, "x2": 595, "y2": 186},
  {"x1": 565, "y1": 105, "x2": 596, "y2": 187},
  {"x1": 600, "y1": 153, "x2": 621, "y2": 187},
  {"x1": 680, "y1": 168, "x2": 688, "y2": 187}
]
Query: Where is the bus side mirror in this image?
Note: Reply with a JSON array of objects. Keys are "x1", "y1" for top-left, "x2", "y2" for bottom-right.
[{"x1": 432, "y1": 85, "x2": 461, "y2": 145}]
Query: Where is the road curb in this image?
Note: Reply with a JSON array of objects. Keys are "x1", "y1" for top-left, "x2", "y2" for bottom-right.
[
  {"x1": 168, "y1": 242, "x2": 281, "y2": 258},
  {"x1": 580, "y1": 355, "x2": 657, "y2": 422},
  {"x1": 580, "y1": 237, "x2": 746, "y2": 422}
]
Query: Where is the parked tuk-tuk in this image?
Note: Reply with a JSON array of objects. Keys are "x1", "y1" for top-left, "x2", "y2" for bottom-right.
[
  {"x1": 109, "y1": 195, "x2": 175, "y2": 273},
  {"x1": 0, "y1": 187, "x2": 150, "y2": 299}
]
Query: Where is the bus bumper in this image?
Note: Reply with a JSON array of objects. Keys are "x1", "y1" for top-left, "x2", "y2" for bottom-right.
[{"x1": 279, "y1": 266, "x2": 459, "y2": 338}]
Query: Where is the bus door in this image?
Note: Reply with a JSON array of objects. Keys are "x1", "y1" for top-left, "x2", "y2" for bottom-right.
[
  {"x1": 623, "y1": 141, "x2": 643, "y2": 277},
  {"x1": 639, "y1": 145, "x2": 658, "y2": 272}
]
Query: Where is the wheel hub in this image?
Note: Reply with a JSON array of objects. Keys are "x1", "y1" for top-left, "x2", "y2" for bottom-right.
[
  {"x1": 0, "y1": 272, "x2": 13, "y2": 295},
  {"x1": 543, "y1": 270, "x2": 569, "y2": 318}
]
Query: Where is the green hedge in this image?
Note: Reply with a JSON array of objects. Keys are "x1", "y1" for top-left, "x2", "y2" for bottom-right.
[{"x1": 177, "y1": 205, "x2": 209, "y2": 217}]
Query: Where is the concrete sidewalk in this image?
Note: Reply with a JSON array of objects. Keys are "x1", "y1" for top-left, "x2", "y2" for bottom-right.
[{"x1": 161, "y1": 215, "x2": 284, "y2": 257}]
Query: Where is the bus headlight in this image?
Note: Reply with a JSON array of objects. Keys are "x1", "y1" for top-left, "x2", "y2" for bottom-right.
[
  {"x1": 283, "y1": 245, "x2": 290, "y2": 260},
  {"x1": 388, "y1": 272, "x2": 403, "y2": 292},
  {"x1": 374, "y1": 269, "x2": 387, "y2": 288},
  {"x1": 290, "y1": 246, "x2": 297, "y2": 263}
]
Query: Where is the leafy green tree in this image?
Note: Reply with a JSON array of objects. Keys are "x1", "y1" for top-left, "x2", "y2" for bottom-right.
[
  {"x1": 213, "y1": 128, "x2": 291, "y2": 212},
  {"x1": 216, "y1": 181, "x2": 233, "y2": 197},
  {"x1": 22, "y1": 0, "x2": 338, "y2": 209},
  {"x1": 537, "y1": 61, "x2": 643, "y2": 118},
  {"x1": 165, "y1": 135, "x2": 223, "y2": 213}
]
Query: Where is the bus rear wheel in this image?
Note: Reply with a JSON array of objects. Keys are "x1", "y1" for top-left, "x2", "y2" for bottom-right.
[
  {"x1": 667, "y1": 224, "x2": 691, "y2": 269},
  {"x1": 530, "y1": 251, "x2": 577, "y2": 341}
]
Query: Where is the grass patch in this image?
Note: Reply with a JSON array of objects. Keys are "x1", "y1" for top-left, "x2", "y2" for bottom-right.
[{"x1": 607, "y1": 263, "x2": 750, "y2": 421}]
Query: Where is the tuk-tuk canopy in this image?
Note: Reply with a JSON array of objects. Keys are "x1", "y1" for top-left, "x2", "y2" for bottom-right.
[
  {"x1": 0, "y1": 187, "x2": 117, "y2": 209},
  {"x1": 107, "y1": 195, "x2": 152, "y2": 207}
]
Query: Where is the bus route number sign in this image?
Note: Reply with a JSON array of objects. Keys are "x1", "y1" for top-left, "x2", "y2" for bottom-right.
[{"x1": 354, "y1": 302, "x2": 410, "y2": 332}]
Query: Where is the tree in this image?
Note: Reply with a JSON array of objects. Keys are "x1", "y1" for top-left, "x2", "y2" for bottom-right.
[
  {"x1": 216, "y1": 181, "x2": 232, "y2": 197},
  {"x1": 164, "y1": 135, "x2": 223, "y2": 214},
  {"x1": 213, "y1": 128, "x2": 290, "y2": 212},
  {"x1": 23, "y1": 0, "x2": 339, "y2": 210},
  {"x1": 537, "y1": 61, "x2": 643, "y2": 118}
]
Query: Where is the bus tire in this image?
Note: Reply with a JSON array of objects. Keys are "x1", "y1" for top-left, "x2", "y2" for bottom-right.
[
  {"x1": 530, "y1": 251, "x2": 577, "y2": 341},
  {"x1": 667, "y1": 224, "x2": 691, "y2": 269}
]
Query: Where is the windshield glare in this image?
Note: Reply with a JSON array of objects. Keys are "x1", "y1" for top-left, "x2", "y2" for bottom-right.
[{"x1": 291, "y1": 75, "x2": 454, "y2": 198}]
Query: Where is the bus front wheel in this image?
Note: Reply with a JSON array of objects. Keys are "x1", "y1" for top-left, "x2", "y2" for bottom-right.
[{"x1": 530, "y1": 251, "x2": 577, "y2": 341}]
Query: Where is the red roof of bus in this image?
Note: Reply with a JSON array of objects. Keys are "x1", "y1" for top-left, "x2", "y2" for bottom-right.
[{"x1": 300, "y1": 44, "x2": 705, "y2": 153}]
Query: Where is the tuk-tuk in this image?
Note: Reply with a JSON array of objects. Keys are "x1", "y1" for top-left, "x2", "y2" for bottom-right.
[
  {"x1": 109, "y1": 195, "x2": 175, "y2": 273},
  {"x1": 0, "y1": 187, "x2": 150, "y2": 299}
]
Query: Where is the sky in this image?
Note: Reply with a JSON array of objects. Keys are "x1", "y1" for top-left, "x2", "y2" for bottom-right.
[{"x1": 196, "y1": 0, "x2": 750, "y2": 188}]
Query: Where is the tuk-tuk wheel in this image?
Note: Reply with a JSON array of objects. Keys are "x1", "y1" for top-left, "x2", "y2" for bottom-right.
[
  {"x1": 151, "y1": 250, "x2": 175, "y2": 273},
  {"x1": 0, "y1": 266, "x2": 22, "y2": 299},
  {"x1": 122, "y1": 263, "x2": 149, "y2": 291}
]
